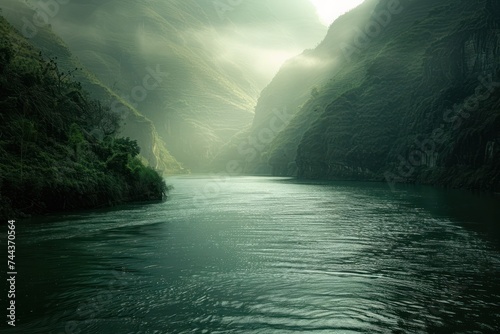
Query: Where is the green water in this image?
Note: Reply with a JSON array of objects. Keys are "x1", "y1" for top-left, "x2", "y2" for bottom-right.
[{"x1": 2, "y1": 176, "x2": 500, "y2": 333}]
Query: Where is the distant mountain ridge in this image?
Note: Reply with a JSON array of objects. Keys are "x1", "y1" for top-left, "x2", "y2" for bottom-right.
[{"x1": 210, "y1": 0, "x2": 379, "y2": 173}]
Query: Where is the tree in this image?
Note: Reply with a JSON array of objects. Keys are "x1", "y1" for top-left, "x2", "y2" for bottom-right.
[{"x1": 114, "y1": 137, "x2": 140, "y2": 157}]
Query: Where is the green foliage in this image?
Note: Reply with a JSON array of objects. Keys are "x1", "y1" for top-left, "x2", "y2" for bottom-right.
[
  {"x1": 0, "y1": 2, "x2": 183, "y2": 174},
  {"x1": 114, "y1": 137, "x2": 141, "y2": 157},
  {"x1": 0, "y1": 16, "x2": 167, "y2": 217},
  {"x1": 0, "y1": 39, "x2": 13, "y2": 72}
]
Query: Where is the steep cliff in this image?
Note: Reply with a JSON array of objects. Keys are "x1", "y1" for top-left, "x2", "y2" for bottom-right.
[
  {"x1": 295, "y1": 0, "x2": 500, "y2": 190},
  {"x1": 230, "y1": 0, "x2": 500, "y2": 190},
  {"x1": 210, "y1": 0, "x2": 378, "y2": 174},
  {"x1": 0, "y1": 2, "x2": 183, "y2": 173}
]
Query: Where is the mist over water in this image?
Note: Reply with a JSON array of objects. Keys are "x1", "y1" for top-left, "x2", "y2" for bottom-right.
[{"x1": 5, "y1": 177, "x2": 500, "y2": 333}]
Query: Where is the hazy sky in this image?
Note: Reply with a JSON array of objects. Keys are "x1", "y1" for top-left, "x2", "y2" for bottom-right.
[
  {"x1": 309, "y1": 0, "x2": 365, "y2": 25},
  {"x1": 1, "y1": 0, "x2": 367, "y2": 93},
  {"x1": 213, "y1": 0, "x2": 366, "y2": 86}
]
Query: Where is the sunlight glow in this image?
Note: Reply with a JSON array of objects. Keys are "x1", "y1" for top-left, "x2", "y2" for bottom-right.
[{"x1": 309, "y1": 0, "x2": 365, "y2": 25}]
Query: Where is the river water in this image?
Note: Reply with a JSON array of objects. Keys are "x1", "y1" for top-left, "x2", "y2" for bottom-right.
[{"x1": 3, "y1": 176, "x2": 500, "y2": 333}]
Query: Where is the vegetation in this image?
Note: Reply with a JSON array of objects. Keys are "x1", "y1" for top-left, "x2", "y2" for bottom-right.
[
  {"x1": 0, "y1": 16, "x2": 167, "y2": 217},
  {"x1": 218, "y1": 0, "x2": 500, "y2": 191},
  {"x1": 1, "y1": 0, "x2": 326, "y2": 171},
  {"x1": 294, "y1": 0, "x2": 500, "y2": 191},
  {"x1": 210, "y1": 0, "x2": 379, "y2": 174},
  {"x1": 0, "y1": 1, "x2": 183, "y2": 174}
]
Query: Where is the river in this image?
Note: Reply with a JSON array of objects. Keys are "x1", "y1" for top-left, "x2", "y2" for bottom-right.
[{"x1": 3, "y1": 176, "x2": 500, "y2": 333}]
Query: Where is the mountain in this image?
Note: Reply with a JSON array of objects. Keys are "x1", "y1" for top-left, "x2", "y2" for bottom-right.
[
  {"x1": 210, "y1": 0, "x2": 378, "y2": 174},
  {"x1": 0, "y1": 15, "x2": 167, "y2": 216},
  {"x1": 1, "y1": 0, "x2": 326, "y2": 171},
  {"x1": 0, "y1": 1, "x2": 184, "y2": 174},
  {"x1": 219, "y1": 0, "x2": 500, "y2": 191}
]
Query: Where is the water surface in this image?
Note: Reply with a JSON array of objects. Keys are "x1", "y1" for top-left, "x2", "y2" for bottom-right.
[{"x1": 3, "y1": 176, "x2": 500, "y2": 333}]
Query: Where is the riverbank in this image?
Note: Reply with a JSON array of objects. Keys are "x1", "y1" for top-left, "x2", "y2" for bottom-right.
[{"x1": 0, "y1": 16, "x2": 167, "y2": 219}]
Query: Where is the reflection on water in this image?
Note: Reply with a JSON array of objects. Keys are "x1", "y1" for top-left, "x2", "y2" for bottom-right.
[{"x1": 3, "y1": 176, "x2": 500, "y2": 333}]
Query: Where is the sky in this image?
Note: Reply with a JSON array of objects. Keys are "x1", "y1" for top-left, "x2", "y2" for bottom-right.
[
  {"x1": 309, "y1": 0, "x2": 365, "y2": 25},
  {"x1": 212, "y1": 0, "x2": 366, "y2": 87},
  {"x1": 1, "y1": 0, "x2": 367, "y2": 93}
]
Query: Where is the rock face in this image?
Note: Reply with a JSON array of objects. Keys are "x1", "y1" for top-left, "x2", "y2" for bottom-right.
[{"x1": 226, "y1": 0, "x2": 499, "y2": 190}]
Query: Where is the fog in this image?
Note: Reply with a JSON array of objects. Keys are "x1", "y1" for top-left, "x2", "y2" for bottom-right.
[
  {"x1": 0, "y1": 0, "x2": 368, "y2": 169},
  {"x1": 8, "y1": 0, "x2": 365, "y2": 86}
]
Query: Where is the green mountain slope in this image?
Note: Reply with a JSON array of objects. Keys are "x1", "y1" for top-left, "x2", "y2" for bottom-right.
[
  {"x1": 295, "y1": 0, "x2": 500, "y2": 190},
  {"x1": 0, "y1": 16, "x2": 167, "y2": 217},
  {"x1": 0, "y1": 1, "x2": 184, "y2": 174},
  {"x1": 223, "y1": 0, "x2": 500, "y2": 190},
  {"x1": 210, "y1": 0, "x2": 379, "y2": 174},
  {"x1": 2, "y1": 0, "x2": 326, "y2": 171}
]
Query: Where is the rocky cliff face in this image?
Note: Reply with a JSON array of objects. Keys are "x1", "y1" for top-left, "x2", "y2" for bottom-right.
[
  {"x1": 226, "y1": 0, "x2": 500, "y2": 190},
  {"x1": 294, "y1": 0, "x2": 500, "y2": 190}
]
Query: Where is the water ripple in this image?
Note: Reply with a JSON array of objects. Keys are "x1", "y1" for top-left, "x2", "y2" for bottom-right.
[{"x1": 4, "y1": 177, "x2": 500, "y2": 333}]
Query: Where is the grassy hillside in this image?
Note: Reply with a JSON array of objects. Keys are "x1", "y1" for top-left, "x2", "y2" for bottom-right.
[
  {"x1": 0, "y1": 1, "x2": 184, "y2": 174},
  {"x1": 0, "y1": 16, "x2": 167, "y2": 217}
]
